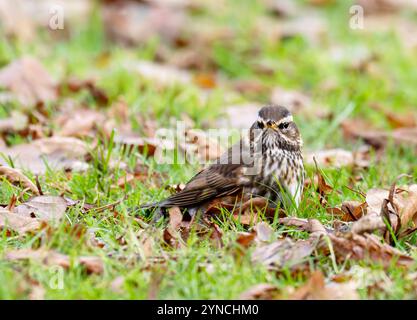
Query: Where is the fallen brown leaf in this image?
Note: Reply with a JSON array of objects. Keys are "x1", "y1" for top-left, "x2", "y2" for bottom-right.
[
  {"x1": 313, "y1": 164, "x2": 333, "y2": 206},
  {"x1": 182, "y1": 129, "x2": 224, "y2": 161},
  {"x1": 289, "y1": 271, "x2": 359, "y2": 300},
  {"x1": 128, "y1": 60, "x2": 191, "y2": 86},
  {"x1": 270, "y1": 86, "x2": 311, "y2": 114},
  {"x1": 252, "y1": 238, "x2": 315, "y2": 270},
  {"x1": 0, "y1": 57, "x2": 57, "y2": 106},
  {"x1": 148, "y1": 267, "x2": 165, "y2": 300},
  {"x1": 217, "y1": 103, "x2": 262, "y2": 130},
  {"x1": 5, "y1": 248, "x2": 104, "y2": 274},
  {"x1": 235, "y1": 221, "x2": 274, "y2": 253},
  {"x1": 110, "y1": 276, "x2": 125, "y2": 294},
  {"x1": 0, "y1": 166, "x2": 39, "y2": 195},
  {"x1": 114, "y1": 134, "x2": 169, "y2": 157},
  {"x1": 0, "y1": 208, "x2": 41, "y2": 234},
  {"x1": 163, "y1": 47, "x2": 215, "y2": 71},
  {"x1": 239, "y1": 283, "x2": 279, "y2": 300},
  {"x1": 193, "y1": 73, "x2": 217, "y2": 89},
  {"x1": 168, "y1": 206, "x2": 183, "y2": 231},
  {"x1": 342, "y1": 119, "x2": 417, "y2": 150},
  {"x1": 201, "y1": 217, "x2": 224, "y2": 249},
  {"x1": 28, "y1": 284, "x2": 46, "y2": 300},
  {"x1": 356, "y1": 0, "x2": 417, "y2": 15},
  {"x1": 0, "y1": 136, "x2": 89, "y2": 174},
  {"x1": 102, "y1": 1, "x2": 186, "y2": 46},
  {"x1": 306, "y1": 148, "x2": 370, "y2": 169},
  {"x1": 254, "y1": 222, "x2": 274, "y2": 243},
  {"x1": 265, "y1": 0, "x2": 298, "y2": 17},
  {"x1": 63, "y1": 78, "x2": 109, "y2": 106},
  {"x1": 370, "y1": 103, "x2": 417, "y2": 129},
  {"x1": 308, "y1": 0, "x2": 335, "y2": 5},
  {"x1": 328, "y1": 201, "x2": 367, "y2": 222},
  {"x1": 400, "y1": 186, "x2": 417, "y2": 227},
  {"x1": 14, "y1": 195, "x2": 70, "y2": 222},
  {"x1": 0, "y1": 111, "x2": 28, "y2": 133},
  {"x1": 55, "y1": 108, "x2": 106, "y2": 138},
  {"x1": 0, "y1": 0, "x2": 92, "y2": 41},
  {"x1": 232, "y1": 79, "x2": 270, "y2": 96},
  {"x1": 351, "y1": 184, "x2": 417, "y2": 236},
  {"x1": 328, "y1": 232, "x2": 413, "y2": 267},
  {"x1": 236, "y1": 231, "x2": 257, "y2": 248},
  {"x1": 279, "y1": 14, "x2": 327, "y2": 44},
  {"x1": 279, "y1": 215, "x2": 413, "y2": 268}
]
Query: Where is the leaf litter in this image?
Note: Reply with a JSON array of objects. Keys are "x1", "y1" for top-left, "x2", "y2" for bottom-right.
[{"x1": 1, "y1": 0, "x2": 417, "y2": 300}]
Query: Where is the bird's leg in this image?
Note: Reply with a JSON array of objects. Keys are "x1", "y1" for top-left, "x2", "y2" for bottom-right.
[
  {"x1": 151, "y1": 206, "x2": 167, "y2": 223},
  {"x1": 186, "y1": 202, "x2": 210, "y2": 218}
]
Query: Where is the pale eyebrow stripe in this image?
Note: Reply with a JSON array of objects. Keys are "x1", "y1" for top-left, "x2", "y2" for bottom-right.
[
  {"x1": 258, "y1": 115, "x2": 293, "y2": 124},
  {"x1": 277, "y1": 115, "x2": 293, "y2": 124}
]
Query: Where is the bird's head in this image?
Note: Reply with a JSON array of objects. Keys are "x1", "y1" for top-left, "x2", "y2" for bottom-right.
[{"x1": 251, "y1": 105, "x2": 302, "y2": 151}]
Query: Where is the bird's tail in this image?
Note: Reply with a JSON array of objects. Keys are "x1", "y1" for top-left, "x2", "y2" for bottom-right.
[
  {"x1": 128, "y1": 201, "x2": 169, "y2": 223},
  {"x1": 138, "y1": 202, "x2": 160, "y2": 210},
  {"x1": 127, "y1": 201, "x2": 158, "y2": 215}
]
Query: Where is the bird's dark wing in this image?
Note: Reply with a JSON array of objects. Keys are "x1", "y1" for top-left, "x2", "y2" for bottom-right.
[
  {"x1": 158, "y1": 163, "x2": 244, "y2": 208},
  {"x1": 156, "y1": 138, "x2": 254, "y2": 208}
]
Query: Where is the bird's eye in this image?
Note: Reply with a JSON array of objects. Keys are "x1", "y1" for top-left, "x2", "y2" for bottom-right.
[
  {"x1": 257, "y1": 121, "x2": 265, "y2": 129},
  {"x1": 278, "y1": 122, "x2": 290, "y2": 130}
]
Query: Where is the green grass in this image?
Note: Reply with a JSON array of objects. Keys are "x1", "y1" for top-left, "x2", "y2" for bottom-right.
[{"x1": 1, "y1": 0, "x2": 417, "y2": 299}]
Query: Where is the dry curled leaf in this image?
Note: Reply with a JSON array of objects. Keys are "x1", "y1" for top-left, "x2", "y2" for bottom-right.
[
  {"x1": 182, "y1": 129, "x2": 224, "y2": 161},
  {"x1": 356, "y1": 0, "x2": 417, "y2": 15},
  {"x1": 0, "y1": 208, "x2": 41, "y2": 234},
  {"x1": 265, "y1": 0, "x2": 298, "y2": 17},
  {"x1": 328, "y1": 201, "x2": 367, "y2": 222},
  {"x1": 28, "y1": 284, "x2": 46, "y2": 300},
  {"x1": 352, "y1": 184, "x2": 417, "y2": 236},
  {"x1": 252, "y1": 238, "x2": 315, "y2": 270},
  {"x1": 236, "y1": 231, "x2": 257, "y2": 248},
  {"x1": 168, "y1": 206, "x2": 183, "y2": 231},
  {"x1": 102, "y1": 1, "x2": 186, "y2": 46},
  {"x1": 55, "y1": 108, "x2": 106, "y2": 138},
  {"x1": 114, "y1": 134, "x2": 171, "y2": 157},
  {"x1": 253, "y1": 222, "x2": 274, "y2": 243},
  {"x1": 370, "y1": 104, "x2": 417, "y2": 129},
  {"x1": 279, "y1": 215, "x2": 413, "y2": 268},
  {"x1": 0, "y1": 136, "x2": 89, "y2": 174},
  {"x1": 342, "y1": 119, "x2": 417, "y2": 150},
  {"x1": 327, "y1": 232, "x2": 413, "y2": 267},
  {"x1": 0, "y1": 57, "x2": 57, "y2": 106},
  {"x1": 204, "y1": 218, "x2": 224, "y2": 249},
  {"x1": 235, "y1": 221, "x2": 274, "y2": 251},
  {"x1": 239, "y1": 283, "x2": 279, "y2": 300},
  {"x1": 5, "y1": 248, "x2": 104, "y2": 274},
  {"x1": 306, "y1": 148, "x2": 369, "y2": 169},
  {"x1": 341, "y1": 201, "x2": 367, "y2": 221},
  {"x1": 270, "y1": 87, "x2": 311, "y2": 114},
  {"x1": 217, "y1": 103, "x2": 262, "y2": 130},
  {"x1": 128, "y1": 60, "x2": 191, "y2": 86},
  {"x1": 110, "y1": 276, "x2": 125, "y2": 294},
  {"x1": 313, "y1": 166, "x2": 333, "y2": 206},
  {"x1": 397, "y1": 185, "x2": 417, "y2": 228},
  {"x1": 289, "y1": 271, "x2": 359, "y2": 300},
  {"x1": 0, "y1": 166, "x2": 39, "y2": 195},
  {"x1": 63, "y1": 78, "x2": 109, "y2": 106},
  {"x1": 14, "y1": 195, "x2": 70, "y2": 222},
  {"x1": 0, "y1": 0, "x2": 92, "y2": 41},
  {"x1": 0, "y1": 111, "x2": 28, "y2": 133}
]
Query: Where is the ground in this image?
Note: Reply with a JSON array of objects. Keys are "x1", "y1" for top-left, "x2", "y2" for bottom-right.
[{"x1": 0, "y1": 0, "x2": 417, "y2": 299}]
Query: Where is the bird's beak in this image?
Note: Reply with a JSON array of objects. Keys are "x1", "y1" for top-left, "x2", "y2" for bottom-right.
[{"x1": 266, "y1": 123, "x2": 278, "y2": 130}]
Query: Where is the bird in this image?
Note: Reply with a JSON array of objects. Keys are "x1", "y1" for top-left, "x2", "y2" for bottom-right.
[{"x1": 141, "y1": 105, "x2": 305, "y2": 216}]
